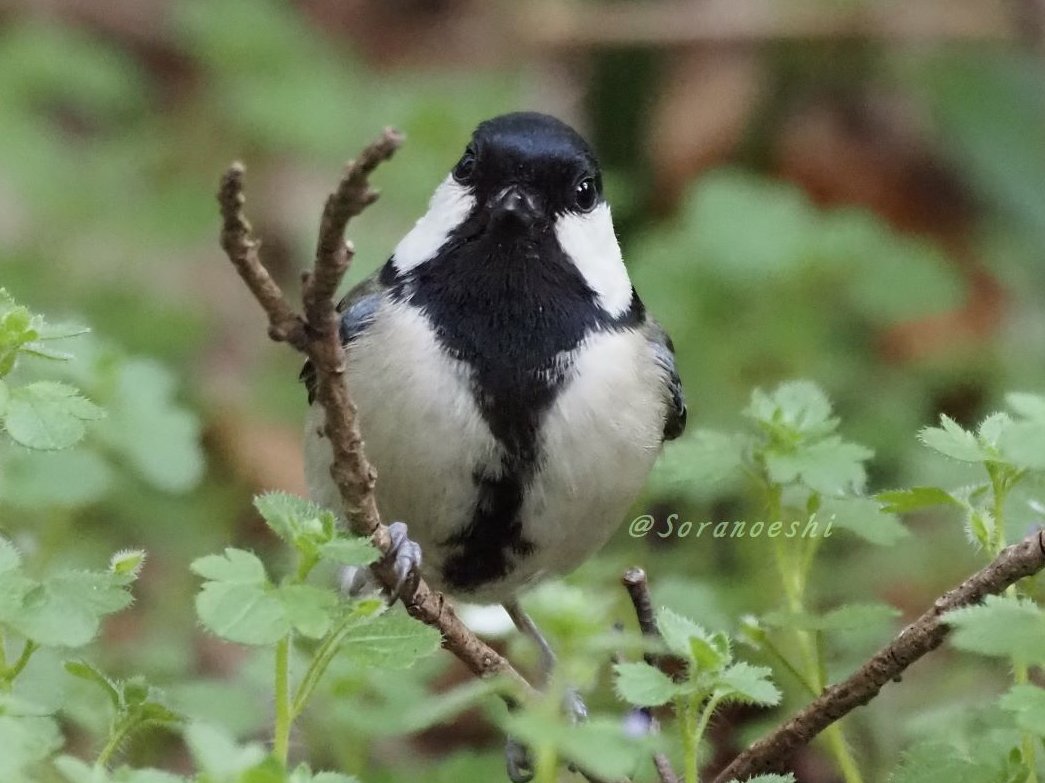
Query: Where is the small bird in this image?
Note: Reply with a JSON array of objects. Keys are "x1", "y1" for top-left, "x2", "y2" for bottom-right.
[{"x1": 302, "y1": 111, "x2": 685, "y2": 778}]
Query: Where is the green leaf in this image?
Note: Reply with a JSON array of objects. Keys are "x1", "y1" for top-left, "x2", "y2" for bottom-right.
[
  {"x1": 745, "y1": 380, "x2": 836, "y2": 437},
  {"x1": 817, "y1": 496, "x2": 909, "y2": 546},
  {"x1": 109, "y1": 550, "x2": 146, "y2": 579},
  {"x1": 889, "y1": 740, "x2": 1004, "y2": 783},
  {"x1": 763, "y1": 602, "x2": 899, "y2": 632},
  {"x1": 3, "y1": 381, "x2": 103, "y2": 450},
  {"x1": 613, "y1": 661, "x2": 680, "y2": 707},
  {"x1": 12, "y1": 570, "x2": 134, "y2": 647},
  {"x1": 877, "y1": 486, "x2": 961, "y2": 513},
  {"x1": 191, "y1": 548, "x2": 268, "y2": 584},
  {"x1": 944, "y1": 595, "x2": 1045, "y2": 664},
  {"x1": 998, "y1": 420, "x2": 1045, "y2": 470},
  {"x1": 65, "y1": 660, "x2": 121, "y2": 707},
  {"x1": 0, "y1": 536, "x2": 21, "y2": 573},
  {"x1": 655, "y1": 606, "x2": 727, "y2": 671},
  {"x1": 276, "y1": 584, "x2": 338, "y2": 638},
  {"x1": 319, "y1": 537, "x2": 379, "y2": 568},
  {"x1": 649, "y1": 429, "x2": 747, "y2": 496},
  {"x1": 727, "y1": 774, "x2": 795, "y2": 783},
  {"x1": 765, "y1": 437, "x2": 873, "y2": 494},
  {"x1": 918, "y1": 415, "x2": 986, "y2": 462},
  {"x1": 0, "y1": 714, "x2": 63, "y2": 778},
  {"x1": 192, "y1": 549, "x2": 287, "y2": 645},
  {"x1": 289, "y1": 764, "x2": 360, "y2": 783},
  {"x1": 1007, "y1": 391, "x2": 1045, "y2": 422},
  {"x1": 96, "y1": 359, "x2": 203, "y2": 492},
  {"x1": 195, "y1": 581, "x2": 287, "y2": 646},
  {"x1": 716, "y1": 661, "x2": 781, "y2": 706},
  {"x1": 335, "y1": 609, "x2": 441, "y2": 669},
  {"x1": 999, "y1": 684, "x2": 1045, "y2": 735},
  {"x1": 183, "y1": 722, "x2": 268, "y2": 779},
  {"x1": 254, "y1": 491, "x2": 335, "y2": 546},
  {"x1": 0, "y1": 448, "x2": 113, "y2": 508}
]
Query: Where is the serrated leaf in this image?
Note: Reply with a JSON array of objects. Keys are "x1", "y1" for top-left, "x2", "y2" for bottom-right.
[
  {"x1": 254, "y1": 491, "x2": 335, "y2": 545},
  {"x1": 195, "y1": 581, "x2": 288, "y2": 645},
  {"x1": 716, "y1": 661, "x2": 781, "y2": 706},
  {"x1": 613, "y1": 661, "x2": 680, "y2": 707},
  {"x1": 319, "y1": 537, "x2": 379, "y2": 567},
  {"x1": 944, "y1": 595, "x2": 1045, "y2": 664},
  {"x1": 289, "y1": 764, "x2": 360, "y2": 783},
  {"x1": 12, "y1": 570, "x2": 133, "y2": 647},
  {"x1": 976, "y1": 412, "x2": 1011, "y2": 447},
  {"x1": 336, "y1": 609, "x2": 441, "y2": 668},
  {"x1": 656, "y1": 606, "x2": 722, "y2": 669},
  {"x1": 0, "y1": 536, "x2": 21, "y2": 573},
  {"x1": 746, "y1": 381, "x2": 835, "y2": 436},
  {"x1": 277, "y1": 584, "x2": 338, "y2": 638},
  {"x1": 65, "y1": 660, "x2": 121, "y2": 707},
  {"x1": 96, "y1": 359, "x2": 203, "y2": 492},
  {"x1": 109, "y1": 550, "x2": 146, "y2": 579},
  {"x1": 0, "y1": 448, "x2": 114, "y2": 508},
  {"x1": 727, "y1": 775, "x2": 795, "y2": 783},
  {"x1": 763, "y1": 602, "x2": 899, "y2": 632},
  {"x1": 998, "y1": 420, "x2": 1045, "y2": 470},
  {"x1": 0, "y1": 714, "x2": 63, "y2": 778},
  {"x1": 765, "y1": 436, "x2": 872, "y2": 494},
  {"x1": 190, "y1": 548, "x2": 268, "y2": 584},
  {"x1": 183, "y1": 722, "x2": 268, "y2": 779},
  {"x1": 817, "y1": 496, "x2": 908, "y2": 546},
  {"x1": 999, "y1": 684, "x2": 1045, "y2": 735},
  {"x1": 877, "y1": 486, "x2": 960, "y2": 513},
  {"x1": 4, "y1": 381, "x2": 103, "y2": 450},
  {"x1": 889, "y1": 740, "x2": 1004, "y2": 783},
  {"x1": 649, "y1": 429, "x2": 747, "y2": 495},
  {"x1": 1007, "y1": 392, "x2": 1045, "y2": 422},
  {"x1": 918, "y1": 415, "x2": 986, "y2": 462}
]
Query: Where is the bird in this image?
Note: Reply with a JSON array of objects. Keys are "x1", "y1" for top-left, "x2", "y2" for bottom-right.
[{"x1": 302, "y1": 111, "x2": 686, "y2": 779}]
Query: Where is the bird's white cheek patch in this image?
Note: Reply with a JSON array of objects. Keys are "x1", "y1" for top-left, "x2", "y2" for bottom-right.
[
  {"x1": 392, "y1": 177, "x2": 475, "y2": 273},
  {"x1": 554, "y1": 203, "x2": 633, "y2": 318}
]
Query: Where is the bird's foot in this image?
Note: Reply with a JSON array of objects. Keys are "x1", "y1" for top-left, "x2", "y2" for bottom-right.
[
  {"x1": 505, "y1": 736, "x2": 534, "y2": 783},
  {"x1": 382, "y1": 520, "x2": 422, "y2": 606},
  {"x1": 564, "y1": 687, "x2": 588, "y2": 724},
  {"x1": 339, "y1": 521, "x2": 422, "y2": 606}
]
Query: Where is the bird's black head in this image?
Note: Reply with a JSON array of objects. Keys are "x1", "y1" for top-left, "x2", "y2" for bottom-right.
[{"x1": 452, "y1": 112, "x2": 604, "y2": 231}]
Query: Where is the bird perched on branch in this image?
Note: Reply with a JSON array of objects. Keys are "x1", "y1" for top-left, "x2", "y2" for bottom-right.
[{"x1": 302, "y1": 111, "x2": 685, "y2": 779}]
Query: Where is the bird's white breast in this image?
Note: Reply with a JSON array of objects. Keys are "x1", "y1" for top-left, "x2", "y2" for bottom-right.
[{"x1": 304, "y1": 298, "x2": 668, "y2": 603}]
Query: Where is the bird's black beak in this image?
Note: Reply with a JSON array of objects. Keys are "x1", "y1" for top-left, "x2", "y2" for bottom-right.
[{"x1": 488, "y1": 185, "x2": 541, "y2": 229}]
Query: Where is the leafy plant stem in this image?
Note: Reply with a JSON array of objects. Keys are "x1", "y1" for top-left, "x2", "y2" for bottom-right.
[
  {"x1": 96, "y1": 714, "x2": 136, "y2": 768},
  {"x1": 274, "y1": 635, "x2": 292, "y2": 765},
  {"x1": 678, "y1": 696, "x2": 700, "y2": 783},
  {"x1": 693, "y1": 692, "x2": 726, "y2": 771},
  {"x1": 3, "y1": 639, "x2": 37, "y2": 685},
  {"x1": 760, "y1": 636, "x2": 819, "y2": 697},
  {"x1": 291, "y1": 612, "x2": 360, "y2": 719},
  {"x1": 533, "y1": 742, "x2": 558, "y2": 783}
]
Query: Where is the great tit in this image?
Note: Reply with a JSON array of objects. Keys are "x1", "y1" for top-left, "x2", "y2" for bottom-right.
[
  {"x1": 302, "y1": 114, "x2": 685, "y2": 775},
  {"x1": 304, "y1": 110, "x2": 684, "y2": 604}
]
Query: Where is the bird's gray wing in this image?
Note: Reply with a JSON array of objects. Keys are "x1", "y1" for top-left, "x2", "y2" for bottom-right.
[
  {"x1": 642, "y1": 317, "x2": 687, "y2": 441},
  {"x1": 300, "y1": 270, "x2": 388, "y2": 404}
]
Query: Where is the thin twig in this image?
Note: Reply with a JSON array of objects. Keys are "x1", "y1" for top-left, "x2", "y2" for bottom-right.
[
  {"x1": 216, "y1": 130, "x2": 533, "y2": 698},
  {"x1": 713, "y1": 528, "x2": 1045, "y2": 782},
  {"x1": 621, "y1": 568, "x2": 681, "y2": 783}
]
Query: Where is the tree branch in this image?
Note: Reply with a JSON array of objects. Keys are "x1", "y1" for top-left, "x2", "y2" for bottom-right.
[
  {"x1": 216, "y1": 130, "x2": 533, "y2": 698},
  {"x1": 621, "y1": 568, "x2": 681, "y2": 783},
  {"x1": 714, "y1": 528, "x2": 1045, "y2": 782}
]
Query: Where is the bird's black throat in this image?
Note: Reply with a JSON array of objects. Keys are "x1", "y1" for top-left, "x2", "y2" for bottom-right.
[{"x1": 380, "y1": 223, "x2": 642, "y2": 591}]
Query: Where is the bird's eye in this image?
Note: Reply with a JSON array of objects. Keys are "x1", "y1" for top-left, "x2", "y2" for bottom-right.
[
  {"x1": 452, "y1": 150, "x2": 477, "y2": 184},
  {"x1": 573, "y1": 177, "x2": 598, "y2": 212}
]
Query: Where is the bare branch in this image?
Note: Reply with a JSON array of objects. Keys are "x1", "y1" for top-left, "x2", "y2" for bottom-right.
[
  {"x1": 216, "y1": 132, "x2": 533, "y2": 698},
  {"x1": 714, "y1": 528, "x2": 1045, "y2": 782},
  {"x1": 621, "y1": 568, "x2": 681, "y2": 783}
]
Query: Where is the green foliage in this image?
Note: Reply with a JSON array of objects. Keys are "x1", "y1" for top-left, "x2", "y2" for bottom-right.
[
  {"x1": 614, "y1": 607, "x2": 780, "y2": 783},
  {"x1": 944, "y1": 596, "x2": 1045, "y2": 665},
  {"x1": 0, "y1": 290, "x2": 101, "y2": 451}
]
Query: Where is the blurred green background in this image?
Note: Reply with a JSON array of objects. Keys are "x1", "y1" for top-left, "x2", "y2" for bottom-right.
[{"x1": 1, "y1": 0, "x2": 1044, "y2": 780}]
